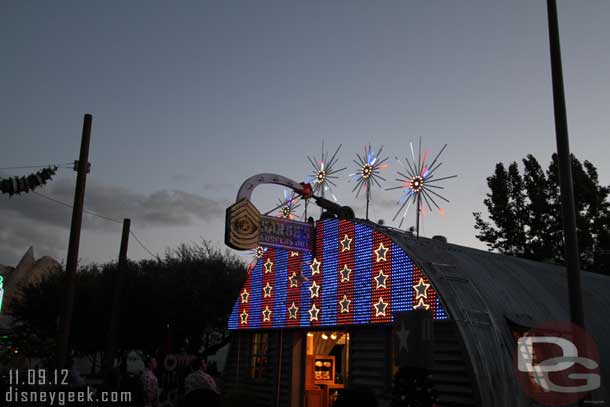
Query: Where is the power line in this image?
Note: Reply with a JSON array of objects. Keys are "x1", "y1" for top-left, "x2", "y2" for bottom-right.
[
  {"x1": 30, "y1": 191, "x2": 159, "y2": 259},
  {"x1": 130, "y1": 231, "x2": 159, "y2": 259},
  {"x1": 0, "y1": 162, "x2": 73, "y2": 171},
  {"x1": 32, "y1": 191, "x2": 123, "y2": 224}
]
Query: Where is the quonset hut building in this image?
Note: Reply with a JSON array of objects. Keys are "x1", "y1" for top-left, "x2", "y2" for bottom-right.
[{"x1": 222, "y1": 216, "x2": 609, "y2": 407}]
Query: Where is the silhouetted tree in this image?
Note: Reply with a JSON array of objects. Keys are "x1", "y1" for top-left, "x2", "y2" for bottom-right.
[
  {"x1": 7, "y1": 241, "x2": 246, "y2": 368},
  {"x1": 474, "y1": 154, "x2": 610, "y2": 274}
]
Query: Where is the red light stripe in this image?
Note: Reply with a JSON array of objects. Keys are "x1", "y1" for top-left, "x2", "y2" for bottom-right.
[
  {"x1": 286, "y1": 250, "x2": 302, "y2": 327},
  {"x1": 412, "y1": 265, "x2": 436, "y2": 314},
  {"x1": 310, "y1": 220, "x2": 324, "y2": 327},
  {"x1": 260, "y1": 248, "x2": 275, "y2": 328},
  {"x1": 371, "y1": 231, "x2": 392, "y2": 324},
  {"x1": 337, "y1": 220, "x2": 355, "y2": 325}
]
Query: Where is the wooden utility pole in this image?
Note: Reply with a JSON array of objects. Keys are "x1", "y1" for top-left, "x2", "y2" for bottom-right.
[
  {"x1": 546, "y1": 0, "x2": 585, "y2": 328},
  {"x1": 102, "y1": 218, "x2": 130, "y2": 376},
  {"x1": 56, "y1": 114, "x2": 92, "y2": 369}
]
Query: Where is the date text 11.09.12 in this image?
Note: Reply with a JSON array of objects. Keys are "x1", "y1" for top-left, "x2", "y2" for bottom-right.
[{"x1": 9, "y1": 369, "x2": 68, "y2": 386}]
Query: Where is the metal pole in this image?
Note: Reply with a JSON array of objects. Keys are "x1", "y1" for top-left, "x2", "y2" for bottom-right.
[
  {"x1": 102, "y1": 218, "x2": 130, "y2": 377},
  {"x1": 366, "y1": 188, "x2": 370, "y2": 220},
  {"x1": 56, "y1": 113, "x2": 92, "y2": 369},
  {"x1": 416, "y1": 194, "x2": 421, "y2": 238},
  {"x1": 546, "y1": 0, "x2": 585, "y2": 328}
]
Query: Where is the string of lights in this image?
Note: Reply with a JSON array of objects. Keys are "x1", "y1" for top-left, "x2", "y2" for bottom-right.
[{"x1": 30, "y1": 191, "x2": 159, "y2": 259}]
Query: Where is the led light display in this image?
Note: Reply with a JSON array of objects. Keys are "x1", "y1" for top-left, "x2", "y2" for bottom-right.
[{"x1": 228, "y1": 218, "x2": 448, "y2": 330}]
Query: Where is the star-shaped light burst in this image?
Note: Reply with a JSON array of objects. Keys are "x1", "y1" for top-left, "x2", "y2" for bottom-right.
[
  {"x1": 350, "y1": 144, "x2": 389, "y2": 219},
  {"x1": 276, "y1": 189, "x2": 301, "y2": 220},
  {"x1": 387, "y1": 139, "x2": 457, "y2": 229},
  {"x1": 306, "y1": 142, "x2": 346, "y2": 202}
]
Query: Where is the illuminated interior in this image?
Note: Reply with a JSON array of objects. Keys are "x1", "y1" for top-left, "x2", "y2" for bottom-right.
[{"x1": 305, "y1": 331, "x2": 349, "y2": 407}]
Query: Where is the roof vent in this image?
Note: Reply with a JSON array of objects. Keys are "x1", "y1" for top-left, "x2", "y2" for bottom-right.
[{"x1": 432, "y1": 235, "x2": 447, "y2": 243}]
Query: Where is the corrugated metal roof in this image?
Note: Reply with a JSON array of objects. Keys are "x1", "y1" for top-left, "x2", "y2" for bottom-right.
[{"x1": 373, "y1": 222, "x2": 610, "y2": 407}]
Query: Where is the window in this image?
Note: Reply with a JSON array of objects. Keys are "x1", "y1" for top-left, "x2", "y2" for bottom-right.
[{"x1": 250, "y1": 332, "x2": 270, "y2": 379}]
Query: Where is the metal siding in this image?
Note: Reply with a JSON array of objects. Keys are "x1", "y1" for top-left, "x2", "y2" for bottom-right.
[
  {"x1": 222, "y1": 331, "x2": 292, "y2": 407},
  {"x1": 273, "y1": 330, "x2": 295, "y2": 407},
  {"x1": 349, "y1": 326, "x2": 390, "y2": 404},
  {"x1": 382, "y1": 224, "x2": 610, "y2": 406},
  {"x1": 432, "y1": 320, "x2": 480, "y2": 406}
]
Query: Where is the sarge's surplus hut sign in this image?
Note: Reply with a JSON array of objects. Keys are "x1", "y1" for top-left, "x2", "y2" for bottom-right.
[{"x1": 259, "y1": 215, "x2": 312, "y2": 252}]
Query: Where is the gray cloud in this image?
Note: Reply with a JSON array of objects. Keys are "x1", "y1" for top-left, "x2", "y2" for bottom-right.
[
  {"x1": 0, "y1": 215, "x2": 67, "y2": 266},
  {"x1": 0, "y1": 177, "x2": 228, "y2": 264},
  {"x1": 0, "y1": 177, "x2": 226, "y2": 230}
]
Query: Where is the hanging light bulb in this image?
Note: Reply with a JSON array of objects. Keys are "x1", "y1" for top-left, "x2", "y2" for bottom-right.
[
  {"x1": 330, "y1": 332, "x2": 337, "y2": 340},
  {"x1": 321, "y1": 333, "x2": 328, "y2": 340}
]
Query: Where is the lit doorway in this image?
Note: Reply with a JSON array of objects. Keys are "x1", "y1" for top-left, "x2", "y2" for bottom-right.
[{"x1": 304, "y1": 331, "x2": 350, "y2": 407}]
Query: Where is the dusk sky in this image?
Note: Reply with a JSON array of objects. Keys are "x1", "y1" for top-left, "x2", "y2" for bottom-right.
[{"x1": 2, "y1": 1, "x2": 609, "y2": 266}]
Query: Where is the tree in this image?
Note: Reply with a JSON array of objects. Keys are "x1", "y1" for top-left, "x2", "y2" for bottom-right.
[
  {"x1": 8, "y1": 241, "x2": 247, "y2": 368},
  {"x1": 474, "y1": 154, "x2": 610, "y2": 275},
  {"x1": 8, "y1": 265, "x2": 110, "y2": 370}
]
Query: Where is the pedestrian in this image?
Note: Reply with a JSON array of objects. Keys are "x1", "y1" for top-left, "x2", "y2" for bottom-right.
[
  {"x1": 182, "y1": 357, "x2": 219, "y2": 407},
  {"x1": 67, "y1": 358, "x2": 84, "y2": 388},
  {"x1": 141, "y1": 356, "x2": 160, "y2": 407}
]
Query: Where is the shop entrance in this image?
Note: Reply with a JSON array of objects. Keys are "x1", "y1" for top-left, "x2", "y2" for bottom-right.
[{"x1": 304, "y1": 331, "x2": 350, "y2": 407}]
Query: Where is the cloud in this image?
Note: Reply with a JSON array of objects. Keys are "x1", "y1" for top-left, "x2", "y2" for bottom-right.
[
  {"x1": 0, "y1": 177, "x2": 229, "y2": 264},
  {"x1": 0, "y1": 177, "x2": 227, "y2": 231},
  {"x1": 0, "y1": 215, "x2": 67, "y2": 266}
]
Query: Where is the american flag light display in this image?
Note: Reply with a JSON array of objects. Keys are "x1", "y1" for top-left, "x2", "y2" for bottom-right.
[{"x1": 228, "y1": 218, "x2": 448, "y2": 330}]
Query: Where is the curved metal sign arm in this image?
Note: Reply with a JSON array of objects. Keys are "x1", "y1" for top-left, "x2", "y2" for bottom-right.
[{"x1": 236, "y1": 173, "x2": 312, "y2": 202}]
